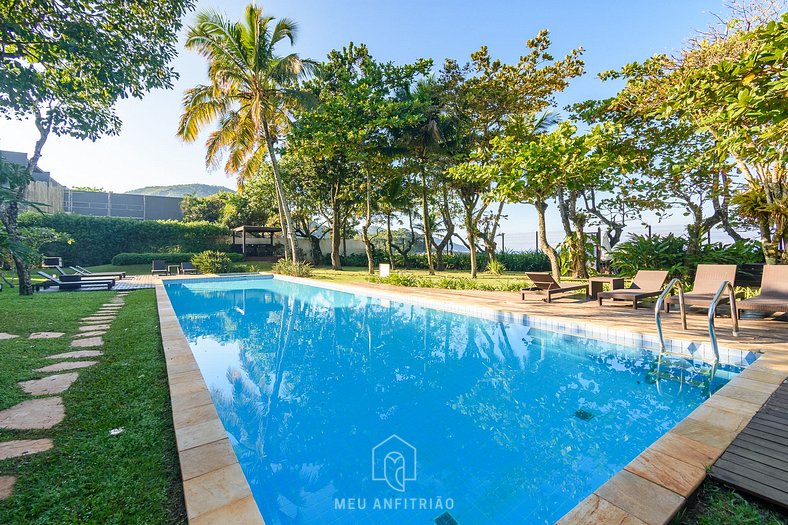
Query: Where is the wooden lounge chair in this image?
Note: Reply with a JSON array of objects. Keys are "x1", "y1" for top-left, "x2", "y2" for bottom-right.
[
  {"x1": 597, "y1": 270, "x2": 669, "y2": 309},
  {"x1": 71, "y1": 265, "x2": 126, "y2": 279},
  {"x1": 151, "y1": 260, "x2": 168, "y2": 276},
  {"x1": 523, "y1": 272, "x2": 587, "y2": 303},
  {"x1": 36, "y1": 271, "x2": 114, "y2": 291},
  {"x1": 180, "y1": 261, "x2": 198, "y2": 275},
  {"x1": 666, "y1": 264, "x2": 738, "y2": 311},
  {"x1": 737, "y1": 265, "x2": 788, "y2": 318}
]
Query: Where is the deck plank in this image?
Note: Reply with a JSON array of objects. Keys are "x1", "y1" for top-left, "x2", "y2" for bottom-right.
[{"x1": 710, "y1": 379, "x2": 788, "y2": 509}]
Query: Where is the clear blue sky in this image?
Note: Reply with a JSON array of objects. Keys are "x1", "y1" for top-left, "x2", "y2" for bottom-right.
[{"x1": 0, "y1": 0, "x2": 732, "y2": 248}]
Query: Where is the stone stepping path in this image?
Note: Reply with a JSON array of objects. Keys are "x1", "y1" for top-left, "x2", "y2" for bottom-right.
[
  {"x1": 78, "y1": 324, "x2": 110, "y2": 332},
  {"x1": 19, "y1": 373, "x2": 79, "y2": 395},
  {"x1": 73, "y1": 330, "x2": 106, "y2": 338},
  {"x1": 0, "y1": 439, "x2": 53, "y2": 460},
  {"x1": 0, "y1": 333, "x2": 19, "y2": 340},
  {"x1": 71, "y1": 337, "x2": 103, "y2": 348},
  {"x1": 0, "y1": 398, "x2": 64, "y2": 430},
  {"x1": 28, "y1": 332, "x2": 65, "y2": 340},
  {"x1": 0, "y1": 476, "x2": 16, "y2": 501},
  {"x1": 47, "y1": 350, "x2": 103, "y2": 359},
  {"x1": 34, "y1": 361, "x2": 96, "y2": 373},
  {"x1": 81, "y1": 316, "x2": 115, "y2": 322}
]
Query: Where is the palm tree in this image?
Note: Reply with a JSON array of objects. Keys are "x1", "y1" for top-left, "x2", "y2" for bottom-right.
[{"x1": 178, "y1": 4, "x2": 315, "y2": 260}]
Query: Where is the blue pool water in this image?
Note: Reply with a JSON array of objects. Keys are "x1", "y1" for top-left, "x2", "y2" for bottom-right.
[{"x1": 165, "y1": 277, "x2": 742, "y2": 525}]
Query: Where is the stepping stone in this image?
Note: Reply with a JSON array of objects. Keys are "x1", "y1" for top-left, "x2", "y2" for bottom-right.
[
  {"x1": 34, "y1": 361, "x2": 96, "y2": 373},
  {"x1": 81, "y1": 318, "x2": 115, "y2": 324},
  {"x1": 71, "y1": 337, "x2": 102, "y2": 348},
  {"x1": 29, "y1": 332, "x2": 65, "y2": 340},
  {"x1": 19, "y1": 373, "x2": 79, "y2": 395},
  {"x1": 100, "y1": 304, "x2": 122, "y2": 308},
  {"x1": 0, "y1": 439, "x2": 54, "y2": 460},
  {"x1": 0, "y1": 333, "x2": 19, "y2": 340},
  {"x1": 79, "y1": 324, "x2": 110, "y2": 331},
  {"x1": 0, "y1": 397, "x2": 64, "y2": 430},
  {"x1": 73, "y1": 330, "x2": 106, "y2": 338},
  {"x1": 0, "y1": 476, "x2": 16, "y2": 501},
  {"x1": 82, "y1": 316, "x2": 115, "y2": 321},
  {"x1": 47, "y1": 350, "x2": 103, "y2": 359}
]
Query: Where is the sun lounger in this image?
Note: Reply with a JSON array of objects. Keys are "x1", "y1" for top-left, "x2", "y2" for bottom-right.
[
  {"x1": 57, "y1": 267, "x2": 117, "y2": 284},
  {"x1": 151, "y1": 260, "x2": 168, "y2": 276},
  {"x1": 71, "y1": 266, "x2": 126, "y2": 279},
  {"x1": 737, "y1": 265, "x2": 788, "y2": 317},
  {"x1": 36, "y1": 271, "x2": 114, "y2": 291},
  {"x1": 180, "y1": 261, "x2": 198, "y2": 275},
  {"x1": 666, "y1": 264, "x2": 738, "y2": 311},
  {"x1": 597, "y1": 270, "x2": 669, "y2": 309},
  {"x1": 523, "y1": 272, "x2": 587, "y2": 303}
]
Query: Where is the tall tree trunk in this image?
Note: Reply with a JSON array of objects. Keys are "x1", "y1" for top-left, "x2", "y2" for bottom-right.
[
  {"x1": 420, "y1": 169, "x2": 435, "y2": 275},
  {"x1": 362, "y1": 169, "x2": 374, "y2": 275},
  {"x1": 434, "y1": 186, "x2": 454, "y2": 271},
  {"x1": 535, "y1": 201, "x2": 560, "y2": 280},
  {"x1": 330, "y1": 191, "x2": 342, "y2": 270},
  {"x1": 571, "y1": 213, "x2": 588, "y2": 279},
  {"x1": 274, "y1": 190, "x2": 290, "y2": 261},
  {"x1": 386, "y1": 212, "x2": 395, "y2": 269},
  {"x1": 464, "y1": 205, "x2": 477, "y2": 278},
  {"x1": 261, "y1": 120, "x2": 298, "y2": 262}
]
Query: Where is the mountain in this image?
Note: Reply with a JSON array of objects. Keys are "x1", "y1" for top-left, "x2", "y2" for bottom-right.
[{"x1": 124, "y1": 184, "x2": 233, "y2": 197}]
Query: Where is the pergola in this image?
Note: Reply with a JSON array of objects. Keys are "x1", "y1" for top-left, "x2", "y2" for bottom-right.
[{"x1": 231, "y1": 225, "x2": 282, "y2": 256}]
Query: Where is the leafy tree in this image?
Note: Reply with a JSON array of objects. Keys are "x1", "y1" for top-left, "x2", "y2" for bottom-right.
[
  {"x1": 181, "y1": 193, "x2": 224, "y2": 223},
  {"x1": 178, "y1": 4, "x2": 316, "y2": 262},
  {"x1": 70, "y1": 186, "x2": 105, "y2": 192},
  {"x1": 0, "y1": 0, "x2": 193, "y2": 294}
]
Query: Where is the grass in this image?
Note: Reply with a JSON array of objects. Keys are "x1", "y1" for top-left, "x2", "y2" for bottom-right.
[
  {"x1": 0, "y1": 288, "x2": 185, "y2": 524},
  {"x1": 677, "y1": 479, "x2": 786, "y2": 524}
]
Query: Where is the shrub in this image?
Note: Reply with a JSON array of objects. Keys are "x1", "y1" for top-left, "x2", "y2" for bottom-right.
[
  {"x1": 19, "y1": 212, "x2": 230, "y2": 266},
  {"x1": 368, "y1": 272, "x2": 531, "y2": 292},
  {"x1": 111, "y1": 251, "x2": 243, "y2": 265},
  {"x1": 321, "y1": 250, "x2": 550, "y2": 272},
  {"x1": 191, "y1": 251, "x2": 233, "y2": 274},
  {"x1": 272, "y1": 259, "x2": 314, "y2": 277},
  {"x1": 485, "y1": 258, "x2": 505, "y2": 275}
]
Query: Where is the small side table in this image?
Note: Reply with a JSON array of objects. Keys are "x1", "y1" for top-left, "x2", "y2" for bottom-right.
[
  {"x1": 167, "y1": 264, "x2": 180, "y2": 276},
  {"x1": 588, "y1": 276, "x2": 625, "y2": 300}
]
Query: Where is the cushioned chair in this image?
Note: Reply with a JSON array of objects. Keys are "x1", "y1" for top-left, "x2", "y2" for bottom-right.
[
  {"x1": 665, "y1": 264, "x2": 738, "y2": 311},
  {"x1": 737, "y1": 265, "x2": 788, "y2": 318},
  {"x1": 597, "y1": 270, "x2": 669, "y2": 309}
]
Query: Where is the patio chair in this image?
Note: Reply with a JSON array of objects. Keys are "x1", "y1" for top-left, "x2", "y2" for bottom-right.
[
  {"x1": 180, "y1": 261, "x2": 198, "y2": 275},
  {"x1": 71, "y1": 265, "x2": 126, "y2": 279},
  {"x1": 737, "y1": 265, "x2": 788, "y2": 318},
  {"x1": 597, "y1": 270, "x2": 669, "y2": 309},
  {"x1": 522, "y1": 272, "x2": 587, "y2": 303},
  {"x1": 57, "y1": 267, "x2": 117, "y2": 284},
  {"x1": 665, "y1": 264, "x2": 738, "y2": 312},
  {"x1": 151, "y1": 260, "x2": 168, "y2": 276},
  {"x1": 36, "y1": 271, "x2": 114, "y2": 291}
]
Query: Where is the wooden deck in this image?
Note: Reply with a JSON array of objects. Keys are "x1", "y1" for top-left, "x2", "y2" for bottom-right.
[{"x1": 710, "y1": 379, "x2": 788, "y2": 509}]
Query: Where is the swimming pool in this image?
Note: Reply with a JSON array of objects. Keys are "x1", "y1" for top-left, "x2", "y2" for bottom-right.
[{"x1": 164, "y1": 276, "x2": 746, "y2": 525}]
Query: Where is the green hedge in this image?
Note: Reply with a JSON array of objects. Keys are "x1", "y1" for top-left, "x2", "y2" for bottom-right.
[
  {"x1": 19, "y1": 213, "x2": 231, "y2": 266},
  {"x1": 322, "y1": 250, "x2": 550, "y2": 272},
  {"x1": 111, "y1": 251, "x2": 244, "y2": 265}
]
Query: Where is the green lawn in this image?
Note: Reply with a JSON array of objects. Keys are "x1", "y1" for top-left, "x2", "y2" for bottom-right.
[
  {"x1": 0, "y1": 288, "x2": 185, "y2": 524},
  {"x1": 677, "y1": 479, "x2": 786, "y2": 524}
]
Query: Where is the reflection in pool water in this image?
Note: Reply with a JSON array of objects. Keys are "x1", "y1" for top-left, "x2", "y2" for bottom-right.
[{"x1": 165, "y1": 278, "x2": 741, "y2": 525}]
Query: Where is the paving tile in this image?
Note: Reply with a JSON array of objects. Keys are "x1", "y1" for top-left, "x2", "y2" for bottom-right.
[
  {"x1": 715, "y1": 383, "x2": 774, "y2": 407},
  {"x1": 0, "y1": 397, "x2": 64, "y2": 430},
  {"x1": 595, "y1": 470, "x2": 685, "y2": 525},
  {"x1": 650, "y1": 432, "x2": 723, "y2": 469},
  {"x1": 685, "y1": 404, "x2": 751, "y2": 433},
  {"x1": 738, "y1": 367, "x2": 787, "y2": 385},
  {"x1": 0, "y1": 333, "x2": 19, "y2": 340},
  {"x1": 19, "y1": 372, "x2": 79, "y2": 395},
  {"x1": 34, "y1": 361, "x2": 97, "y2": 373},
  {"x1": 183, "y1": 463, "x2": 252, "y2": 519},
  {"x1": 169, "y1": 369, "x2": 204, "y2": 387},
  {"x1": 175, "y1": 418, "x2": 227, "y2": 451},
  {"x1": 73, "y1": 330, "x2": 106, "y2": 338},
  {"x1": 47, "y1": 350, "x2": 103, "y2": 359},
  {"x1": 170, "y1": 388, "x2": 214, "y2": 413},
  {"x1": 0, "y1": 476, "x2": 16, "y2": 501},
  {"x1": 81, "y1": 316, "x2": 115, "y2": 322},
  {"x1": 624, "y1": 448, "x2": 706, "y2": 498},
  {"x1": 189, "y1": 495, "x2": 263, "y2": 525},
  {"x1": 671, "y1": 417, "x2": 738, "y2": 453},
  {"x1": 173, "y1": 401, "x2": 219, "y2": 430},
  {"x1": 557, "y1": 494, "x2": 647, "y2": 525},
  {"x1": 78, "y1": 324, "x2": 110, "y2": 332},
  {"x1": 28, "y1": 332, "x2": 65, "y2": 339},
  {"x1": 179, "y1": 438, "x2": 238, "y2": 481},
  {"x1": 0, "y1": 439, "x2": 54, "y2": 460},
  {"x1": 70, "y1": 337, "x2": 103, "y2": 348}
]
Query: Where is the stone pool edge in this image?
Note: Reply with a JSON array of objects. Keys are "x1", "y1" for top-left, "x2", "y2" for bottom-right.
[
  {"x1": 155, "y1": 281, "x2": 266, "y2": 525},
  {"x1": 158, "y1": 273, "x2": 788, "y2": 525}
]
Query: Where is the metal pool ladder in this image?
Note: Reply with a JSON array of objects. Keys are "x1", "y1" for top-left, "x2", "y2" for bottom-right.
[{"x1": 652, "y1": 279, "x2": 739, "y2": 393}]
